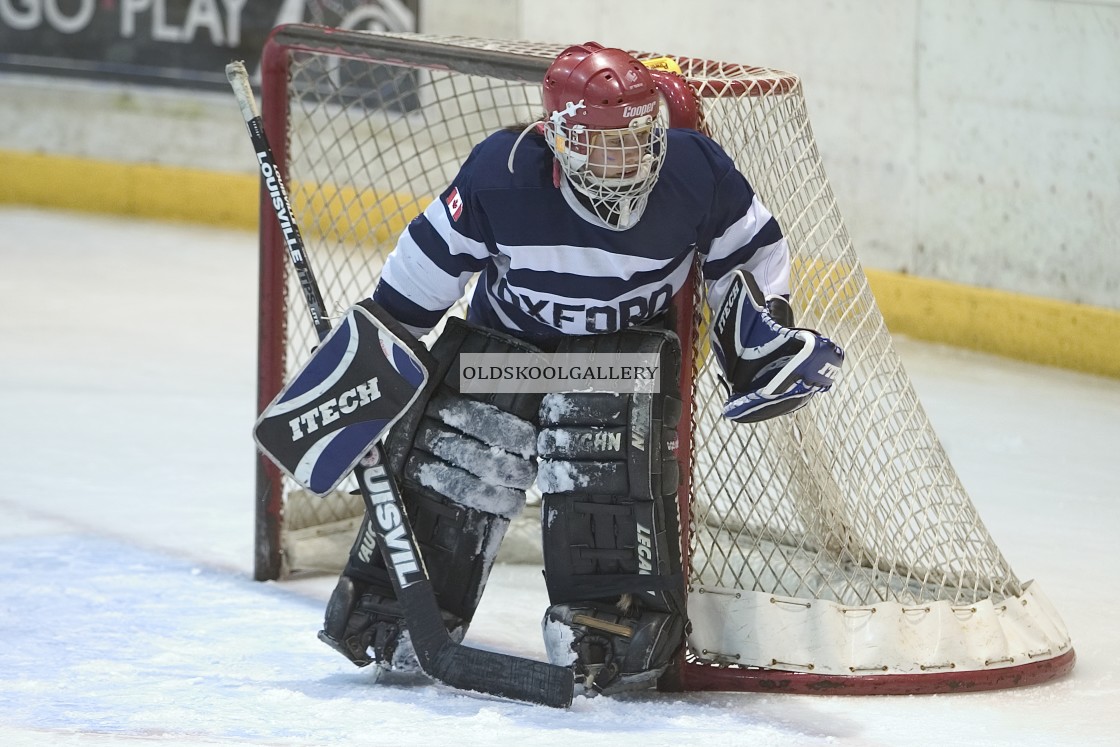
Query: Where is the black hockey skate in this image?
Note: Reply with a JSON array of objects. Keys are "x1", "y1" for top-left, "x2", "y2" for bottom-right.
[{"x1": 318, "y1": 574, "x2": 464, "y2": 674}]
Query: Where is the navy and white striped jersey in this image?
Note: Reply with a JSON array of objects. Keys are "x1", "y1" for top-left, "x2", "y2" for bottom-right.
[{"x1": 372, "y1": 127, "x2": 790, "y2": 345}]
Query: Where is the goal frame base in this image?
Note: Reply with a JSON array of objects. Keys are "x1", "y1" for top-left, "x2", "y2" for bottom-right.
[{"x1": 664, "y1": 649, "x2": 1076, "y2": 695}]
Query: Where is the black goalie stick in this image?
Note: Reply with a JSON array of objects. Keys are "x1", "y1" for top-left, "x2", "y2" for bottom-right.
[{"x1": 226, "y1": 61, "x2": 574, "y2": 708}]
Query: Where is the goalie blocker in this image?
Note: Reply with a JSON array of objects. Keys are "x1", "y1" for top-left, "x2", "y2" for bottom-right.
[
  {"x1": 537, "y1": 328, "x2": 687, "y2": 695},
  {"x1": 253, "y1": 300, "x2": 430, "y2": 497}
]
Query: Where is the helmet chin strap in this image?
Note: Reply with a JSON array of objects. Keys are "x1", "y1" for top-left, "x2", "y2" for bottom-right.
[
  {"x1": 504, "y1": 119, "x2": 574, "y2": 190},
  {"x1": 618, "y1": 197, "x2": 633, "y2": 228},
  {"x1": 506, "y1": 120, "x2": 545, "y2": 174}
]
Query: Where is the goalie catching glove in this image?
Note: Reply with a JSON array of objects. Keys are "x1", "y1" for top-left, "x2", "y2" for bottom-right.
[{"x1": 711, "y1": 270, "x2": 845, "y2": 423}]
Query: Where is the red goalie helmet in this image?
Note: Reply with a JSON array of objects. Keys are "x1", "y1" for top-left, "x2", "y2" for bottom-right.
[
  {"x1": 539, "y1": 43, "x2": 668, "y2": 229},
  {"x1": 542, "y1": 42, "x2": 661, "y2": 130}
]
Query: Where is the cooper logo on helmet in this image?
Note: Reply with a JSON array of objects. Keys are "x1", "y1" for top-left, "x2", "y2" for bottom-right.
[{"x1": 622, "y1": 102, "x2": 657, "y2": 119}]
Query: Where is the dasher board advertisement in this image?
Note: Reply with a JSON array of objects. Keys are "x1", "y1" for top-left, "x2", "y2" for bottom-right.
[{"x1": 0, "y1": 1, "x2": 419, "y2": 89}]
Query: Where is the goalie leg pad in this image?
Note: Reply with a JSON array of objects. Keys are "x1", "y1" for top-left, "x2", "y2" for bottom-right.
[
  {"x1": 537, "y1": 328, "x2": 687, "y2": 692},
  {"x1": 538, "y1": 328, "x2": 684, "y2": 613},
  {"x1": 320, "y1": 318, "x2": 543, "y2": 669}
]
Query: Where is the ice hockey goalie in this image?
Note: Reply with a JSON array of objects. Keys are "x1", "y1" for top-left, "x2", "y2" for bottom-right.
[{"x1": 316, "y1": 40, "x2": 844, "y2": 696}]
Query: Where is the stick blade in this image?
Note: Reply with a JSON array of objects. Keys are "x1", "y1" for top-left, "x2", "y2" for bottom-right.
[
  {"x1": 431, "y1": 645, "x2": 575, "y2": 708},
  {"x1": 397, "y1": 566, "x2": 574, "y2": 707}
]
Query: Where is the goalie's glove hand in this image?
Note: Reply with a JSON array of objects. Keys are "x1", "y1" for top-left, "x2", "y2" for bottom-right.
[{"x1": 711, "y1": 270, "x2": 845, "y2": 423}]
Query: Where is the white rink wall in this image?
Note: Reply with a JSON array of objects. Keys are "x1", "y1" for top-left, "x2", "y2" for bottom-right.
[{"x1": 0, "y1": 0, "x2": 1116, "y2": 309}]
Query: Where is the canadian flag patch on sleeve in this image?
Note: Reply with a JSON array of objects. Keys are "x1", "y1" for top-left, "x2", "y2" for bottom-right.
[{"x1": 445, "y1": 187, "x2": 464, "y2": 221}]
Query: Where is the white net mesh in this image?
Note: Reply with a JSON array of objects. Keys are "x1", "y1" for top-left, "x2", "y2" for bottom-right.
[{"x1": 674, "y1": 61, "x2": 1018, "y2": 607}]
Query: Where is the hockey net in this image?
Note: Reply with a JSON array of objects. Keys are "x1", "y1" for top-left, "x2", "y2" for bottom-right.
[{"x1": 254, "y1": 25, "x2": 1074, "y2": 694}]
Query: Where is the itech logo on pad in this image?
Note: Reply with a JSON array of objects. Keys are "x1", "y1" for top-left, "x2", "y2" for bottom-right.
[{"x1": 287, "y1": 377, "x2": 382, "y2": 440}]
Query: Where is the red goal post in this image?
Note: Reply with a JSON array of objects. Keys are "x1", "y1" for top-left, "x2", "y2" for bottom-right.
[{"x1": 253, "y1": 24, "x2": 1075, "y2": 695}]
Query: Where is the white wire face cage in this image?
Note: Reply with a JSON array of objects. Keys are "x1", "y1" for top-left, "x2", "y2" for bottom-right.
[{"x1": 544, "y1": 113, "x2": 668, "y2": 230}]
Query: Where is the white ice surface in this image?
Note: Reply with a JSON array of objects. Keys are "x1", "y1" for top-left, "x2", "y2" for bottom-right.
[{"x1": 1, "y1": 207, "x2": 1117, "y2": 747}]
